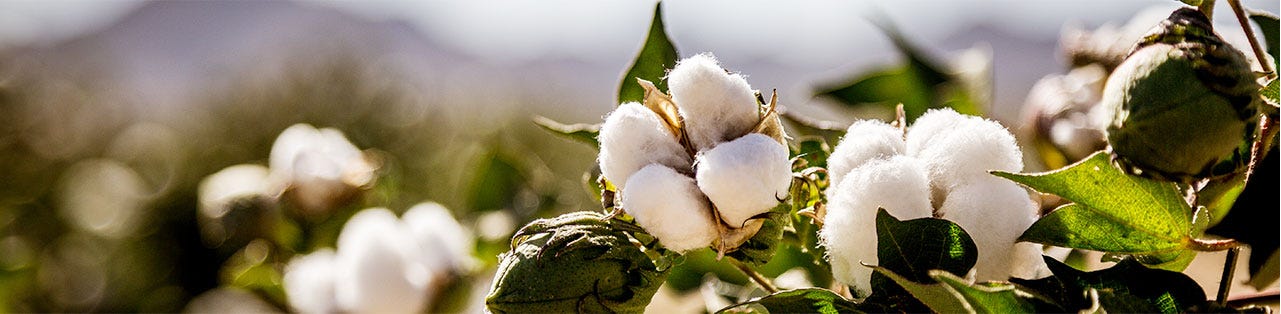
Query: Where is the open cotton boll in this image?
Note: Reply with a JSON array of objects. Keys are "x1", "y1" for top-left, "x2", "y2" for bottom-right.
[
  {"x1": 269, "y1": 123, "x2": 373, "y2": 215},
  {"x1": 598, "y1": 103, "x2": 692, "y2": 190},
  {"x1": 819, "y1": 156, "x2": 933, "y2": 298},
  {"x1": 907, "y1": 109, "x2": 1023, "y2": 197},
  {"x1": 403, "y1": 202, "x2": 475, "y2": 274},
  {"x1": 622, "y1": 164, "x2": 718, "y2": 252},
  {"x1": 939, "y1": 176, "x2": 1042, "y2": 281},
  {"x1": 335, "y1": 208, "x2": 431, "y2": 314},
  {"x1": 695, "y1": 134, "x2": 792, "y2": 227},
  {"x1": 283, "y1": 249, "x2": 339, "y2": 314},
  {"x1": 827, "y1": 120, "x2": 906, "y2": 189},
  {"x1": 668, "y1": 53, "x2": 760, "y2": 151}
]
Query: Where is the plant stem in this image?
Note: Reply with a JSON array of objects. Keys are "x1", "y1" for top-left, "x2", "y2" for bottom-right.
[
  {"x1": 1198, "y1": 0, "x2": 1216, "y2": 21},
  {"x1": 1245, "y1": 114, "x2": 1277, "y2": 182},
  {"x1": 1227, "y1": 0, "x2": 1277, "y2": 79},
  {"x1": 728, "y1": 257, "x2": 779, "y2": 294},
  {"x1": 1217, "y1": 246, "x2": 1242, "y2": 305}
]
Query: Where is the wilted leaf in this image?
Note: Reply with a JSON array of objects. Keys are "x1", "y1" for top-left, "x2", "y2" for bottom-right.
[
  {"x1": 532, "y1": 115, "x2": 600, "y2": 148},
  {"x1": 994, "y1": 151, "x2": 1198, "y2": 268},
  {"x1": 618, "y1": 2, "x2": 678, "y2": 105},
  {"x1": 716, "y1": 288, "x2": 863, "y2": 314}
]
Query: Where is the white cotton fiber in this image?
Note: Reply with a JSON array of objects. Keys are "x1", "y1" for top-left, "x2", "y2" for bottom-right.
[
  {"x1": 598, "y1": 102, "x2": 692, "y2": 190},
  {"x1": 622, "y1": 164, "x2": 718, "y2": 252},
  {"x1": 827, "y1": 120, "x2": 906, "y2": 189},
  {"x1": 819, "y1": 156, "x2": 933, "y2": 298},
  {"x1": 695, "y1": 134, "x2": 792, "y2": 227},
  {"x1": 668, "y1": 53, "x2": 760, "y2": 151},
  {"x1": 334, "y1": 208, "x2": 430, "y2": 314},
  {"x1": 906, "y1": 109, "x2": 1023, "y2": 198},
  {"x1": 938, "y1": 176, "x2": 1041, "y2": 282},
  {"x1": 283, "y1": 249, "x2": 339, "y2": 314},
  {"x1": 402, "y1": 202, "x2": 475, "y2": 274}
]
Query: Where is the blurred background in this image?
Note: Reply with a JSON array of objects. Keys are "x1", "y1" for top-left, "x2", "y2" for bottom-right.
[{"x1": 0, "y1": 0, "x2": 1277, "y2": 312}]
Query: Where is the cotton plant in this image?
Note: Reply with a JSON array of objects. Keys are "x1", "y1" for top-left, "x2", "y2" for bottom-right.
[
  {"x1": 270, "y1": 123, "x2": 378, "y2": 217},
  {"x1": 283, "y1": 203, "x2": 475, "y2": 314},
  {"x1": 599, "y1": 53, "x2": 791, "y2": 254},
  {"x1": 819, "y1": 108, "x2": 1045, "y2": 298}
]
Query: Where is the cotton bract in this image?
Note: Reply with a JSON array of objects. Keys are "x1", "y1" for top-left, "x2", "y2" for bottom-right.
[
  {"x1": 820, "y1": 108, "x2": 1045, "y2": 295},
  {"x1": 598, "y1": 53, "x2": 790, "y2": 253}
]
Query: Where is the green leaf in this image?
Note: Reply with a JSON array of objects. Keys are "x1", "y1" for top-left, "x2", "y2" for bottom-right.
[
  {"x1": 716, "y1": 288, "x2": 863, "y2": 314},
  {"x1": 1012, "y1": 256, "x2": 1208, "y2": 314},
  {"x1": 792, "y1": 136, "x2": 831, "y2": 170},
  {"x1": 532, "y1": 115, "x2": 600, "y2": 148},
  {"x1": 1248, "y1": 10, "x2": 1278, "y2": 72},
  {"x1": 865, "y1": 208, "x2": 977, "y2": 311},
  {"x1": 1178, "y1": 0, "x2": 1203, "y2": 6},
  {"x1": 872, "y1": 267, "x2": 969, "y2": 312},
  {"x1": 931, "y1": 270, "x2": 1055, "y2": 313},
  {"x1": 617, "y1": 2, "x2": 678, "y2": 105},
  {"x1": 725, "y1": 203, "x2": 790, "y2": 266},
  {"x1": 1262, "y1": 78, "x2": 1278, "y2": 109},
  {"x1": 994, "y1": 151, "x2": 1197, "y2": 267}
]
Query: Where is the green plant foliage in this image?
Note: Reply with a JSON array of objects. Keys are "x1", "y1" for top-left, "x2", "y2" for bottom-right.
[
  {"x1": 1249, "y1": 10, "x2": 1279, "y2": 71},
  {"x1": 716, "y1": 288, "x2": 864, "y2": 314},
  {"x1": 814, "y1": 25, "x2": 984, "y2": 122},
  {"x1": 1011, "y1": 257, "x2": 1208, "y2": 314},
  {"x1": 532, "y1": 115, "x2": 600, "y2": 148},
  {"x1": 486, "y1": 211, "x2": 667, "y2": 313},
  {"x1": 865, "y1": 208, "x2": 978, "y2": 311},
  {"x1": 877, "y1": 267, "x2": 1062, "y2": 313},
  {"x1": 617, "y1": 2, "x2": 679, "y2": 105},
  {"x1": 724, "y1": 204, "x2": 791, "y2": 266},
  {"x1": 1264, "y1": 79, "x2": 1278, "y2": 109},
  {"x1": 994, "y1": 151, "x2": 1206, "y2": 270}
]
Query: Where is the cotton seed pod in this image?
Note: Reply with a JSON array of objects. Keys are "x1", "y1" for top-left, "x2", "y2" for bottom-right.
[
  {"x1": 695, "y1": 133, "x2": 792, "y2": 228},
  {"x1": 1104, "y1": 7, "x2": 1261, "y2": 180},
  {"x1": 598, "y1": 103, "x2": 693, "y2": 190},
  {"x1": 283, "y1": 249, "x2": 339, "y2": 314},
  {"x1": 622, "y1": 164, "x2": 718, "y2": 252},
  {"x1": 486, "y1": 211, "x2": 666, "y2": 314},
  {"x1": 819, "y1": 156, "x2": 933, "y2": 299},
  {"x1": 907, "y1": 108, "x2": 1023, "y2": 200},
  {"x1": 668, "y1": 53, "x2": 760, "y2": 151},
  {"x1": 334, "y1": 208, "x2": 431, "y2": 314},
  {"x1": 938, "y1": 176, "x2": 1044, "y2": 281},
  {"x1": 826, "y1": 120, "x2": 906, "y2": 189}
]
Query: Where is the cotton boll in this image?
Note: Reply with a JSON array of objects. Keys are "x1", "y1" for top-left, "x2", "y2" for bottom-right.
[
  {"x1": 335, "y1": 208, "x2": 431, "y2": 314},
  {"x1": 269, "y1": 124, "x2": 373, "y2": 216},
  {"x1": 939, "y1": 177, "x2": 1041, "y2": 282},
  {"x1": 284, "y1": 250, "x2": 339, "y2": 314},
  {"x1": 907, "y1": 108, "x2": 1023, "y2": 198},
  {"x1": 819, "y1": 156, "x2": 933, "y2": 298},
  {"x1": 695, "y1": 134, "x2": 792, "y2": 227},
  {"x1": 622, "y1": 164, "x2": 718, "y2": 252},
  {"x1": 403, "y1": 202, "x2": 475, "y2": 274},
  {"x1": 827, "y1": 120, "x2": 905, "y2": 188},
  {"x1": 598, "y1": 103, "x2": 692, "y2": 190},
  {"x1": 668, "y1": 53, "x2": 760, "y2": 151}
]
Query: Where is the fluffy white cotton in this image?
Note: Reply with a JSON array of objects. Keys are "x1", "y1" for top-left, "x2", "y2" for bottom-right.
[
  {"x1": 622, "y1": 164, "x2": 718, "y2": 252},
  {"x1": 695, "y1": 134, "x2": 792, "y2": 227},
  {"x1": 284, "y1": 249, "x2": 339, "y2": 314},
  {"x1": 198, "y1": 164, "x2": 272, "y2": 220},
  {"x1": 598, "y1": 103, "x2": 693, "y2": 190},
  {"x1": 403, "y1": 202, "x2": 475, "y2": 274},
  {"x1": 269, "y1": 123, "x2": 373, "y2": 214},
  {"x1": 938, "y1": 176, "x2": 1042, "y2": 281},
  {"x1": 819, "y1": 156, "x2": 934, "y2": 298},
  {"x1": 668, "y1": 53, "x2": 760, "y2": 151},
  {"x1": 335, "y1": 208, "x2": 430, "y2": 314},
  {"x1": 906, "y1": 109, "x2": 1023, "y2": 198},
  {"x1": 826, "y1": 120, "x2": 906, "y2": 189}
]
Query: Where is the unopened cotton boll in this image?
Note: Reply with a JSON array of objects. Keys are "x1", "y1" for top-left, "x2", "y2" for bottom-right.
[
  {"x1": 335, "y1": 208, "x2": 431, "y2": 314},
  {"x1": 939, "y1": 176, "x2": 1042, "y2": 281},
  {"x1": 695, "y1": 134, "x2": 792, "y2": 227},
  {"x1": 907, "y1": 109, "x2": 1023, "y2": 197},
  {"x1": 622, "y1": 164, "x2": 718, "y2": 252},
  {"x1": 826, "y1": 120, "x2": 905, "y2": 188},
  {"x1": 668, "y1": 53, "x2": 760, "y2": 151},
  {"x1": 598, "y1": 103, "x2": 692, "y2": 190},
  {"x1": 284, "y1": 249, "x2": 339, "y2": 314},
  {"x1": 403, "y1": 202, "x2": 475, "y2": 274},
  {"x1": 819, "y1": 156, "x2": 933, "y2": 298}
]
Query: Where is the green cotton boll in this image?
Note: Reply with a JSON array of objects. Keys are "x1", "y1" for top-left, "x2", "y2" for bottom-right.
[
  {"x1": 485, "y1": 212, "x2": 666, "y2": 314},
  {"x1": 1103, "y1": 8, "x2": 1261, "y2": 180}
]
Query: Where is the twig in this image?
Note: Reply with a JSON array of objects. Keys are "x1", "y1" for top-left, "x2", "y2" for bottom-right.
[
  {"x1": 728, "y1": 257, "x2": 779, "y2": 294},
  {"x1": 1245, "y1": 114, "x2": 1277, "y2": 182},
  {"x1": 1217, "y1": 246, "x2": 1242, "y2": 305},
  {"x1": 1227, "y1": 0, "x2": 1276, "y2": 79}
]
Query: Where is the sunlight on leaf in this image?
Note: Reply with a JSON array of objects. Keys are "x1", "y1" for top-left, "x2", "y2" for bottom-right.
[
  {"x1": 716, "y1": 288, "x2": 863, "y2": 314},
  {"x1": 618, "y1": 2, "x2": 679, "y2": 105},
  {"x1": 1248, "y1": 10, "x2": 1278, "y2": 72},
  {"x1": 532, "y1": 115, "x2": 600, "y2": 148}
]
